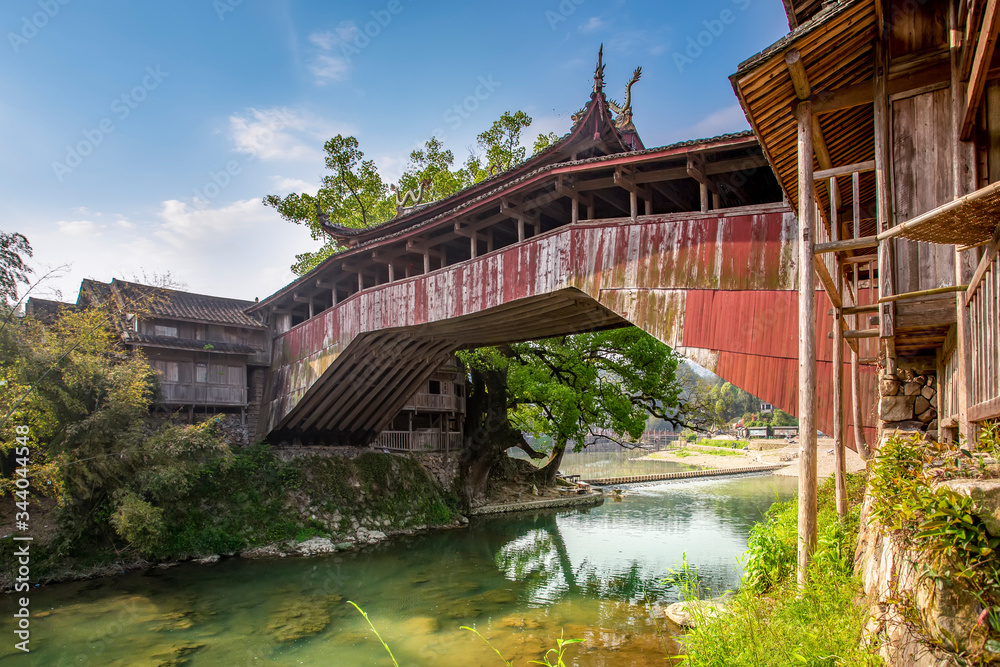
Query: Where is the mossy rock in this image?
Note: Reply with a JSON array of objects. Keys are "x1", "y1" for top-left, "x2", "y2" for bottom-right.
[
  {"x1": 481, "y1": 588, "x2": 517, "y2": 605},
  {"x1": 266, "y1": 597, "x2": 336, "y2": 642}
]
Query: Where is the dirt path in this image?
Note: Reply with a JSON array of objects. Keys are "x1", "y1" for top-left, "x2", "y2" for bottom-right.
[{"x1": 644, "y1": 437, "x2": 866, "y2": 479}]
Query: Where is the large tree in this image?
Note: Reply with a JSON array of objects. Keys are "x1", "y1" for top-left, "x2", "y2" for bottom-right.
[{"x1": 458, "y1": 329, "x2": 686, "y2": 503}]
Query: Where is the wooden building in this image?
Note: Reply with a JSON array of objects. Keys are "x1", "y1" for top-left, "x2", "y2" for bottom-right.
[
  {"x1": 77, "y1": 279, "x2": 271, "y2": 424},
  {"x1": 732, "y1": 0, "x2": 1000, "y2": 581},
  {"x1": 733, "y1": 0, "x2": 1000, "y2": 441}
]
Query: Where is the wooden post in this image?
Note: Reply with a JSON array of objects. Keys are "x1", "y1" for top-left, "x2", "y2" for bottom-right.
[
  {"x1": 875, "y1": 39, "x2": 896, "y2": 377},
  {"x1": 796, "y1": 99, "x2": 818, "y2": 588},
  {"x1": 832, "y1": 303, "x2": 847, "y2": 518},
  {"x1": 571, "y1": 197, "x2": 579, "y2": 224},
  {"x1": 630, "y1": 190, "x2": 638, "y2": 221},
  {"x1": 700, "y1": 182, "x2": 709, "y2": 212},
  {"x1": 645, "y1": 198, "x2": 653, "y2": 216},
  {"x1": 851, "y1": 328, "x2": 870, "y2": 460},
  {"x1": 469, "y1": 235, "x2": 477, "y2": 259},
  {"x1": 423, "y1": 251, "x2": 430, "y2": 274},
  {"x1": 307, "y1": 298, "x2": 314, "y2": 319},
  {"x1": 487, "y1": 228, "x2": 494, "y2": 252},
  {"x1": 517, "y1": 219, "x2": 525, "y2": 242},
  {"x1": 712, "y1": 192, "x2": 721, "y2": 210},
  {"x1": 951, "y1": 1, "x2": 978, "y2": 443},
  {"x1": 388, "y1": 262, "x2": 395, "y2": 282},
  {"x1": 331, "y1": 288, "x2": 338, "y2": 306}
]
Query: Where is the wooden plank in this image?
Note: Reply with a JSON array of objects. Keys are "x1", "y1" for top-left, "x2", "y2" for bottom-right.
[
  {"x1": 815, "y1": 236, "x2": 879, "y2": 253},
  {"x1": 962, "y1": 0, "x2": 1000, "y2": 140},
  {"x1": 879, "y1": 284, "x2": 970, "y2": 303},
  {"x1": 813, "y1": 161, "x2": 876, "y2": 181},
  {"x1": 795, "y1": 99, "x2": 818, "y2": 589},
  {"x1": 969, "y1": 395, "x2": 1000, "y2": 422},
  {"x1": 961, "y1": 0, "x2": 988, "y2": 80}
]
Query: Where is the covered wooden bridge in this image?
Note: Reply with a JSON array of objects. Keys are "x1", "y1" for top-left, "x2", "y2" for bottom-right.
[{"x1": 248, "y1": 56, "x2": 879, "y2": 447}]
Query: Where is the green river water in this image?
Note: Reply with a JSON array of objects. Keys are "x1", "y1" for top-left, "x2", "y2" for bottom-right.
[{"x1": 2, "y1": 466, "x2": 797, "y2": 666}]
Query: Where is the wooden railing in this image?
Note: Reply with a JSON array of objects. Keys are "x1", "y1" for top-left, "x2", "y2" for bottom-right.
[
  {"x1": 966, "y1": 240, "x2": 1000, "y2": 423},
  {"x1": 370, "y1": 431, "x2": 463, "y2": 452},
  {"x1": 160, "y1": 382, "x2": 247, "y2": 406},
  {"x1": 404, "y1": 393, "x2": 465, "y2": 412}
]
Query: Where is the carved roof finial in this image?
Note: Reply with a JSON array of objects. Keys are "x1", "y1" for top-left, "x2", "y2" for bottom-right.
[
  {"x1": 593, "y1": 44, "x2": 605, "y2": 95},
  {"x1": 608, "y1": 66, "x2": 642, "y2": 132}
]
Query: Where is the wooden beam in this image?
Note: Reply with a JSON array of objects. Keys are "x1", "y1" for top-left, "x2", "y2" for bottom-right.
[
  {"x1": 813, "y1": 161, "x2": 876, "y2": 181},
  {"x1": 961, "y1": 0, "x2": 988, "y2": 80},
  {"x1": 685, "y1": 155, "x2": 719, "y2": 194},
  {"x1": 795, "y1": 98, "x2": 818, "y2": 589},
  {"x1": 829, "y1": 329, "x2": 880, "y2": 339},
  {"x1": 814, "y1": 236, "x2": 879, "y2": 254},
  {"x1": 878, "y1": 284, "x2": 970, "y2": 303},
  {"x1": 961, "y1": 0, "x2": 1000, "y2": 139}
]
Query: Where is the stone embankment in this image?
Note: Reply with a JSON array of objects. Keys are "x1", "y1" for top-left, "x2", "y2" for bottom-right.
[{"x1": 879, "y1": 369, "x2": 939, "y2": 437}]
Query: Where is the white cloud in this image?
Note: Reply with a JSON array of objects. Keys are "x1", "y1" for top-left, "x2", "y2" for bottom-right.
[
  {"x1": 306, "y1": 22, "x2": 359, "y2": 84},
  {"x1": 579, "y1": 17, "x2": 605, "y2": 33},
  {"x1": 228, "y1": 107, "x2": 351, "y2": 163},
  {"x1": 310, "y1": 54, "x2": 351, "y2": 82},
  {"x1": 30, "y1": 199, "x2": 318, "y2": 302},
  {"x1": 270, "y1": 176, "x2": 319, "y2": 194},
  {"x1": 56, "y1": 220, "x2": 104, "y2": 236}
]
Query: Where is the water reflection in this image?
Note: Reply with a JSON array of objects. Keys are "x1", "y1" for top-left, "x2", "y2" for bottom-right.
[{"x1": 0, "y1": 474, "x2": 796, "y2": 666}]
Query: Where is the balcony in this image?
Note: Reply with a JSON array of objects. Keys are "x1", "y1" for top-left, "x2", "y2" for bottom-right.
[
  {"x1": 401, "y1": 392, "x2": 466, "y2": 413},
  {"x1": 159, "y1": 382, "x2": 247, "y2": 406},
  {"x1": 370, "y1": 430, "x2": 463, "y2": 452}
]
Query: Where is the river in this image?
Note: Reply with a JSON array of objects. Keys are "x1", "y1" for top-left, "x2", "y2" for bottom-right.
[{"x1": 1, "y1": 464, "x2": 796, "y2": 666}]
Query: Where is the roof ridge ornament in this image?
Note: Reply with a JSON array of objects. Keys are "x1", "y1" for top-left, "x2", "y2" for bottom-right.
[
  {"x1": 593, "y1": 43, "x2": 605, "y2": 95},
  {"x1": 608, "y1": 66, "x2": 642, "y2": 132}
]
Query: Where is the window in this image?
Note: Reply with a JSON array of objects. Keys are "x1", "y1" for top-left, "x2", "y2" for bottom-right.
[
  {"x1": 428, "y1": 380, "x2": 441, "y2": 395},
  {"x1": 154, "y1": 324, "x2": 178, "y2": 337},
  {"x1": 454, "y1": 383, "x2": 464, "y2": 397},
  {"x1": 158, "y1": 361, "x2": 179, "y2": 383},
  {"x1": 195, "y1": 363, "x2": 208, "y2": 383}
]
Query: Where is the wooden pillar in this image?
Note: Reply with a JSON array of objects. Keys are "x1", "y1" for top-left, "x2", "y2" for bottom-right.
[
  {"x1": 951, "y1": 1, "x2": 978, "y2": 443},
  {"x1": 470, "y1": 236, "x2": 477, "y2": 259},
  {"x1": 796, "y1": 99, "x2": 818, "y2": 588},
  {"x1": 644, "y1": 198, "x2": 653, "y2": 216},
  {"x1": 331, "y1": 288, "x2": 338, "y2": 306},
  {"x1": 851, "y1": 330, "x2": 870, "y2": 460},
  {"x1": 308, "y1": 298, "x2": 314, "y2": 319},
  {"x1": 517, "y1": 219, "x2": 525, "y2": 242},
  {"x1": 630, "y1": 190, "x2": 638, "y2": 221},
  {"x1": 357, "y1": 272, "x2": 363, "y2": 292},
  {"x1": 571, "y1": 197, "x2": 579, "y2": 224},
  {"x1": 423, "y1": 251, "x2": 430, "y2": 274},
  {"x1": 700, "y1": 182, "x2": 709, "y2": 213},
  {"x1": 487, "y1": 228, "x2": 494, "y2": 252},
  {"x1": 388, "y1": 262, "x2": 395, "y2": 282},
  {"x1": 712, "y1": 192, "x2": 721, "y2": 210},
  {"x1": 875, "y1": 39, "x2": 896, "y2": 375},
  {"x1": 832, "y1": 303, "x2": 847, "y2": 518}
]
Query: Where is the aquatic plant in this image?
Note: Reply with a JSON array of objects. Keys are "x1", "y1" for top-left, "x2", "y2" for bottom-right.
[{"x1": 348, "y1": 601, "x2": 399, "y2": 667}]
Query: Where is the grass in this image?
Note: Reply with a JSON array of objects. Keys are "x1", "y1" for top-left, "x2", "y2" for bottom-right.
[
  {"x1": 677, "y1": 472, "x2": 882, "y2": 666},
  {"x1": 668, "y1": 445, "x2": 747, "y2": 458}
]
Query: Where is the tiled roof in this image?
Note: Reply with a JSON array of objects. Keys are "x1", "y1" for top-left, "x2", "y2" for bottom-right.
[
  {"x1": 252, "y1": 130, "x2": 758, "y2": 311},
  {"x1": 24, "y1": 297, "x2": 78, "y2": 322},
  {"x1": 110, "y1": 280, "x2": 264, "y2": 328}
]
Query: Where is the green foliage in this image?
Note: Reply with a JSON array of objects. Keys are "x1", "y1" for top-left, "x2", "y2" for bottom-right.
[
  {"x1": 263, "y1": 134, "x2": 395, "y2": 275},
  {"x1": 662, "y1": 552, "x2": 708, "y2": 602},
  {"x1": 681, "y1": 472, "x2": 877, "y2": 665},
  {"x1": 868, "y1": 432, "x2": 1000, "y2": 655},
  {"x1": 529, "y1": 632, "x2": 583, "y2": 666},
  {"x1": 110, "y1": 491, "x2": 165, "y2": 555},
  {"x1": 680, "y1": 570, "x2": 882, "y2": 666},
  {"x1": 0, "y1": 229, "x2": 32, "y2": 304},
  {"x1": 532, "y1": 131, "x2": 561, "y2": 155},
  {"x1": 477, "y1": 110, "x2": 531, "y2": 174},
  {"x1": 348, "y1": 601, "x2": 400, "y2": 667}
]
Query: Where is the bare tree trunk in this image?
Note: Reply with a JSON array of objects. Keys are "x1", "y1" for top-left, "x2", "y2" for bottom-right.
[
  {"x1": 459, "y1": 365, "x2": 523, "y2": 507},
  {"x1": 534, "y1": 440, "x2": 568, "y2": 485}
]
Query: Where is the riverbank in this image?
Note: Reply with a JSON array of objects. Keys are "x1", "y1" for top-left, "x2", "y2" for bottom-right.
[{"x1": 643, "y1": 436, "x2": 866, "y2": 479}]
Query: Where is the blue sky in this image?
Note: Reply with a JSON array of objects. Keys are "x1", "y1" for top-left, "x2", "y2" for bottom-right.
[{"x1": 1, "y1": 0, "x2": 788, "y2": 302}]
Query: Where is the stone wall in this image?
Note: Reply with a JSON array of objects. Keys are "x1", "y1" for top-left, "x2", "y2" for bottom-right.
[
  {"x1": 855, "y1": 436, "x2": 1000, "y2": 666},
  {"x1": 879, "y1": 369, "x2": 938, "y2": 438}
]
